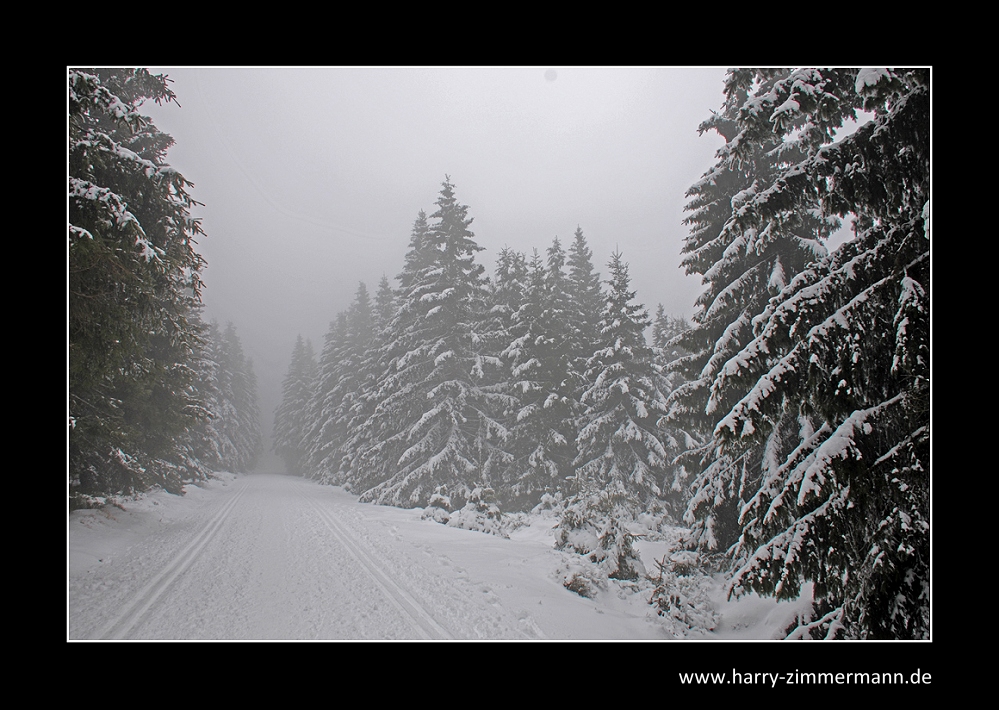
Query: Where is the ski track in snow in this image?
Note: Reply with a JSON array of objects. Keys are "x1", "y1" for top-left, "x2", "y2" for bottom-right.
[
  {"x1": 297, "y1": 482, "x2": 452, "y2": 640},
  {"x1": 69, "y1": 473, "x2": 553, "y2": 640},
  {"x1": 93, "y1": 479, "x2": 252, "y2": 640}
]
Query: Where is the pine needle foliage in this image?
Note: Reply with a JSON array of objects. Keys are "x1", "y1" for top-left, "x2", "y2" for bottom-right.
[{"x1": 679, "y1": 68, "x2": 930, "y2": 639}]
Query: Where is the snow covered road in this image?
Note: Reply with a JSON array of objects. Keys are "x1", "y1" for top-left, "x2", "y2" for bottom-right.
[{"x1": 68, "y1": 472, "x2": 674, "y2": 640}]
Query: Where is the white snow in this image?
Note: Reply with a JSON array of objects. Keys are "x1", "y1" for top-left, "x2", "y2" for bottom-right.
[
  {"x1": 68, "y1": 471, "x2": 802, "y2": 641},
  {"x1": 855, "y1": 69, "x2": 891, "y2": 93}
]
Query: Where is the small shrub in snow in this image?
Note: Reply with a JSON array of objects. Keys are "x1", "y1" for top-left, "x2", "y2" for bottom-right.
[
  {"x1": 531, "y1": 491, "x2": 566, "y2": 517},
  {"x1": 648, "y1": 550, "x2": 718, "y2": 638},
  {"x1": 424, "y1": 487, "x2": 508, "y2": 538},
  {"x1": 558, "y1": 558, "x2": 604, "y2": 599},
  {"x1": 564, "y1": 574, "x2": 593, "y2": 598},
  {"x1": 632, "y1": 505, "x2": 675, "y2": 542},
  {"x1": 69, "y1": 493, "x2": 128, "y2": 512},
  {"x1": 421, "y1": 486, "x2": 453, "y2": 524},
  {"x1": 422, "y1": 505, "x2": 451, "y2": 524},
  {"x1": 554, "y1": 491, "x2": 646, "y2": 589},
  {"x1": 447, "y1": 487, "x2": 506, "y2": 537}
]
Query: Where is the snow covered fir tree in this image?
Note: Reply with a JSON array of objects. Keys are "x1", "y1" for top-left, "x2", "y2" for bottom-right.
[
  {"x1": 668, "y1": 68, "x2": 930, "y2": 639},
  {"x1": 572, "y1": 251, "x2": 673, "y2": 506},
  {"x1": 183, "y1": 320, "x2": 262, "y2": 477},
  {"x1": 69, "y1": 69, "x2": 260, "y2": 507},
  {"x1": 554, "y1": 250, "x2": 676, "y2": 586},
  {"x1": 351, "y1": 177, "x2": 512, "y2": 507},
  {"x1": 499, "y1": 242, "x2": 580, "y2": 508}
]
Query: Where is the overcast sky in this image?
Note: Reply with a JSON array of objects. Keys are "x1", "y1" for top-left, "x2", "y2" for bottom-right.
[{"x1": 141, "y1": 66, "x2": 730, "y2": 444}]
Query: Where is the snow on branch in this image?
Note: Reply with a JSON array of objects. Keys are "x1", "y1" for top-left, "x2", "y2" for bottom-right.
[
  {"x1": 713, "y1": 342, "x2": 803, "y2": 437},
  {"x1": 712, "y1": 262, "x2": 900, "y2": 442},
  {"x1": 793, "y1": 406, "x2": 874, "y2": 507},
  {"x1": 700, "y1": 312, "x2": 752, "y2": 383},
  {"x1": 784, "y1": 605, "x2": 845, "y2": 640},
  {"x1": 703, "y1": 261, "x2": 768, "y2": 323},
  {"x1": 69, "y1": 177, "x2": 140, "y2": 230},
  {"x1": 69, "y1": 224, "x2": 93, "y2": 241},
  {"x1": 855, "y1": 68, "x2": 892, "y2": 93},
  {"x1": 741, "y1": 421, "x2": 832, "y2": 528},
  {"x1": 892, "y1": 271, "x2": 928, "y2": 376},
  {"x1": 871, "y1": 424, "x2": 928, "y2": 471},
  {"x1": 73, "y1": 130, "x2": 180, "y2": 183},
  {"x1": 421, "y1": 287, "x2": 456, "y2": 303},
  {"x1": 69, "y1": 177, "x2": 164, "y2": 262},
  {"x1": 730, "y1": 483, "x2": 850, "y2": 600},
  {"x1": 69, "y1": 71, "x2": 146, "y2": 129}
]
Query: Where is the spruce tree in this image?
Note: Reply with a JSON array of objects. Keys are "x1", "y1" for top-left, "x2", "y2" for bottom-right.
[
  {"x1": 162, "y1": 309, "x2": 217, "y2": 484},
  {"x1": 373, "y1": 275, "x2": 396, "y2": 332},
  {"x1": 566, "y1": 227, "x2": 604, "y2": 397},
  {"x1": 573, "y1": 251, "x2": 672, "y2": 504},
  {"x1": 651, "y1": 306, "x2": 698, "y2": 507},
  {"x1": 667, "y1": 68, "x2": 840, "y2": 553},
  {"x1": 481, "y1": 247, "x2": 528, "y2": 391},
  {"x1": 335, "y1": 276, "x2": 397, "y2": 487},
  {"x1": 652, "y1": 306, "x2": 691, "y2": 363},
  {"x1": 211, "y1": 321, "x2": 262, "y2": 473},
  {"x1": 303, "y1": 311, "x2": 349, "y2": 481},
  {"x1": 69, "y1": 68, "x2": 207, "y2": 501},
  {"x1": 398, "y1": 210, "x2": 432, "y2": 293},
  {"x1": 681, "y1": 68, "x2": 930, "y2": 639},
  {"x1": 490, "y1": 248, "x2": 529, "y2": 332},
  {"x1": 305, "y1": 283, "x2": 376, "y2": 483},
  {"x1": 501, "y1": 243, "x2": 579, "y2": 508},
  {"x1": 356, "y1": 178, "x2": 511, "y2": 507},
  {"x1": 556, "y1": 252, "x2": 672, "y2": 583}
]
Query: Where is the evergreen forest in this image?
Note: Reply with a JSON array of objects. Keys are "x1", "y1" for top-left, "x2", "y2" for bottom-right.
[{"x1": 70, "y1": 68, "x2": 930, "y2": 640}]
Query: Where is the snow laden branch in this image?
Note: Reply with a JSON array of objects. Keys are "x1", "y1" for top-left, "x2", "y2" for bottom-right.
[
  {"x1": 69, "y1": 71, "x2": 148, "y2": 129},
  {"x1": 709, "y1": 212, "x2": 927, "y2": 446},
  {"x1": 69, "y1": 177, "x2": 163, "y2": 263},
  {"x1": 72, "y1": 129, "x2": 180, "y2": 182}
]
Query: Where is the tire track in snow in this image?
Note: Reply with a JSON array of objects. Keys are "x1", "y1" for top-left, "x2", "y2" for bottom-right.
[
  {"x1": 92, "y1": 481, "x2": 251, "y2": 640},
  {"x1": 299, "y1": 485, "x2": 453, "y2": 640}
]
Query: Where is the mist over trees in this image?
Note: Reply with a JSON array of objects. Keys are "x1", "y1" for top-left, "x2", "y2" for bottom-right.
[
  {"x1": 281, "y1": 177, "x2": 689, "y2": 511},
  {"x1": 70, "y1": 67, "x2": 929, "y2": 640},
  {"x1": 272, "y1": 335, "x2": 317, "y2": 476},
  {"x1": 274, "y1": 69, "x2": 929, "y2": 640}
]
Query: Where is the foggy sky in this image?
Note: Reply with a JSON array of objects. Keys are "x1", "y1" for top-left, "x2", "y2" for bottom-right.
[{"x1": 140, "y1": 66, "x2": 729, "y2": 452}]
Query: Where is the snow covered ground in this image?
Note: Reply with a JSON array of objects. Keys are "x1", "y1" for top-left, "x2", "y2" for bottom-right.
[{"x1": 68, "y1": 471, "x2": 808, "y2": 641}]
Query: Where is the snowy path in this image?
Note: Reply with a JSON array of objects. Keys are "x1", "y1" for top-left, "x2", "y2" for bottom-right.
[
  {"x1": 69, "y1": 472, "x2": 659, "y2": 640},
  {"x1": 69, "y1": 472, "x2": 800, "y2": 640},
  {"x1": 72, "y1": 474, "x2": 528, "y2": 639}
]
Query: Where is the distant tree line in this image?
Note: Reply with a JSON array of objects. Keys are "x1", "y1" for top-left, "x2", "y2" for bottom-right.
[{"x1": 273, "y1": 181, "x2": 693, "y2": 517}]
